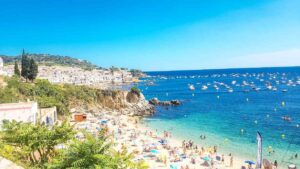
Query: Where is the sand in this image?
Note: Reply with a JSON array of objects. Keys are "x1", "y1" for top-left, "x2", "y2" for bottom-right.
[{"x1": 73, "y1": 110, "x2": 262, "y2": 169}]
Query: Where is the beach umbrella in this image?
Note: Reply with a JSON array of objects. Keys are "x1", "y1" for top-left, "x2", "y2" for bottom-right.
[
  {"x1": 150, "y1": 149, "x2": 159, "y2": 154},
  {"x1": 159, "y1": 139, "x2": 168, "y2": 145},
  {"x1": 244, "y1": 160, "x2": 255, "y2": 165},
  {"x1": 202, "y1": 156, "x2": 210, "y2": 161},
  {"x1": 170, "y1": 164, "x2": 178, "y2": 169}
]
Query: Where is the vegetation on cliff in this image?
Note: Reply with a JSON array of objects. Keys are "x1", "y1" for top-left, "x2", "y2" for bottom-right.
[
  {"x1": 0, "y1": 76, "x2": 99, "y2": 116},
  {"x1": 1, "y1": 53, "x2": 99, "y2": 70},
  {"x1": 0, "y1": 76, "x2": 147, "y2": 117},
  {"x1": 1, "y1": 52, "x2": 145, "y2": 76}
]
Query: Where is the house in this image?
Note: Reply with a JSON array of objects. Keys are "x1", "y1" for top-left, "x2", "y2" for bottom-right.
[
  {"x1": 0, "y1": 102, "x2": 58, "y2": 128},
  {"x1": 0, "y1": 102, "x2": 38, "y2": 127}
]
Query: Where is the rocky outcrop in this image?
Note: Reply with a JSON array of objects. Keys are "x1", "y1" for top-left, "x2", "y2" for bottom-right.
[
  {"x1": 74, "y1": 89, "x2": 154, "y2": 116},
  {"x1": 170, "y1": 100, "x2": 181, "y2": 105},
  {"x1": 126, "y1": 91, "x2": 140, "y2": 103},
  {"x1": 149, "y1": 98, "x2": 181, "y2": 106},
  {"x1": 123, "y1": 90, "x2": 154, "y2": 116}
]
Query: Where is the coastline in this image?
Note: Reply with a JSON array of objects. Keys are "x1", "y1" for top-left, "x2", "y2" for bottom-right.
[
  {"x1": 136, "y1": 116, "x2": 248, "y2": 168},
  {"x1": 86, "y1": 108, "x2": 250, "y2": 169}
]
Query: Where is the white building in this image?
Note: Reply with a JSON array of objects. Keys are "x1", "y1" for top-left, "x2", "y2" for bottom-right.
[
  {"x1": 0, "y1": 57, "x2": 7, "y2": 76},
  {"x1": 0, "y1": 102, "x2": 58, "y2": 128},
  {"x1": 0, "y1": 102, "x2": 38, "y2": 127},
  {"x1": 0, "y1": 57, "x2": 3, "y2": 68}
]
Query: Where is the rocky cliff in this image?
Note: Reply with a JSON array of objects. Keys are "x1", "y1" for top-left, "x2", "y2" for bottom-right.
[{"x1": 71, "y1": 89, "x2": 154, "y2": 116}]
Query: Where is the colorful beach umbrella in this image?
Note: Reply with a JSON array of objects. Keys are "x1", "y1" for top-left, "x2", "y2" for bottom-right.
[
  {"x1": 202, "y1": 156, "x2": 210, "y2": 161},
  {"x1": 150, "y1": 149, "x2": 159, "y2": 154},
  {"x1": 245, "y1": 160, "x2": 255, "y2": 165}
]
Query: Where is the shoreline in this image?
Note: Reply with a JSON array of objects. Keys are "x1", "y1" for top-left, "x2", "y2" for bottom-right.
[
  {"x1": 137, "y1": 118, "x2": 248, "y2": 168},
  {"x1": 82, "y1": 110, "x2": 253, "y2": 169}
]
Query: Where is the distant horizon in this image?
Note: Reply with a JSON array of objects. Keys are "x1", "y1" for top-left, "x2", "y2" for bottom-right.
[
  {"x1": 1, "y1": 51, "x2": 300, "y2": 72},
  {"x1": 145, "y1": 65, "x2": 300, "y2": 73},
  {"x1": 0, "y1": 53, "x2": 300, "y2": 73}
]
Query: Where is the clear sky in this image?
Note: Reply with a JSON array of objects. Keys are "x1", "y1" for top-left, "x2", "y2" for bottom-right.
[{"x1": 0, "y1": 0, "x2": 300, "y2": 71}]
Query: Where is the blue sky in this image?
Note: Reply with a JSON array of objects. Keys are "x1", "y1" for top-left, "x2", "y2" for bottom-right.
[{"x1": 0, "y1": 0, "x2": 300, "y2": 71}]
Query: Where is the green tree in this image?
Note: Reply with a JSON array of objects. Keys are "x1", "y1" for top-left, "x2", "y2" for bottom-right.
[
  {"x1": 0, "y1": 120, "x2": 75, "y2": 167},
  {"x1": 14, "y1": 61, "x2": 21, "y2": 76},
  {"x1": 49, "y1": 132, "x2": 148, "y2": 169},
  {"x1": 21, "y1": 49, "x2": 30, "y2": 80},
  {"x1": 28, "y1": 58, "x2": 38, "y2": 81}
]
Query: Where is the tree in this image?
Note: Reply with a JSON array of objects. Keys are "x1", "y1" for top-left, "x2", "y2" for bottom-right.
[
  {"x1": 14, "y1": 61, "x2": 20, "y2": 76},
  {"x1": 28, "y1": 58, "x2": 38, "y2": 81},
  {"x1": 49, "y1": 131, "x2": 148, "y2": 169},
  {"x1": 0, "y1": 120, "x2": 75, "y2": 167},
  {"x1": 21, "y1": 49, "x2": 30, "y2": 80}
]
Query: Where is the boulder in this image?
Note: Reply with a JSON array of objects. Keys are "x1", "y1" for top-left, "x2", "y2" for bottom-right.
[
  {"x1": 170, "y1": 100, "x2": 181, "y2": 105},
  {"x1": 149, "y1": 98, "x2": 181, "y2": 106},
  {"x1": 126, "y1": 90, "x2": 140, "y2": 103},
  {"x1": 149, "y1": 98, "x2": 160, "y2": 105}
]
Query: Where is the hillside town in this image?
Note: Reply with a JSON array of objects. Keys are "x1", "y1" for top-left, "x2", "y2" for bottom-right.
[{"x1": 1, "y1": 56, "x2": 139, "y2": 89}]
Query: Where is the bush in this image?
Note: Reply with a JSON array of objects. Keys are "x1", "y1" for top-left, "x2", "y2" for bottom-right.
[
  {"x1": 130, "y1": 86, "x2": 140, "y2": 96},
  {"x1": 0, "y1": 77, "x2": 102, "y2": 116},
  {"x1": 0, "y1": 120, "x2": 75, "y2": 168}
]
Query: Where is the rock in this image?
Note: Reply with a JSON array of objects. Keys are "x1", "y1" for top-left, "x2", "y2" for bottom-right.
[
  {"x1": 126, "y1": 90, "x2": 140, "y2": 103},
  {"x1": 123, "y1": 92, "x2": 155, "y2": 116},
  {"x1": 170, "y1": 100, "x2": 181, "y2": 105},
  {"x1": 74, "y1": 89, "x2": 155, "y2": 117},
  {"x1": 149, "y1": 98, "x2": 160, "y2": 105},
  {"x1": 149, "y1": 98, "x2": 181, "y2": 106},
  {"x1": 159, "y1": 101, "x2": 171, "y2": 106}
]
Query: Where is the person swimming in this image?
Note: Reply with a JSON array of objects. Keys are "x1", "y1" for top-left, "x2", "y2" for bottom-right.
[{"x1": 200, "y1": 135, "x2": 206, "y2": 140}]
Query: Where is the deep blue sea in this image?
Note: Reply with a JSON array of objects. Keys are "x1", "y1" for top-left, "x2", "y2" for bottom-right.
[{"x1": 137, "y1": 67, "x2": 300, "y2": 167}]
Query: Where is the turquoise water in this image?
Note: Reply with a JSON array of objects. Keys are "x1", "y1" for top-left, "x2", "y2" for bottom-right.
[{"x1": 137, "y1": 67, "x2": 300, "y2": 167}]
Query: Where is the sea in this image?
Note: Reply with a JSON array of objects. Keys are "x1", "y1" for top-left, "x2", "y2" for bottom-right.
[{"x1": 136, "y1": 67, "x2": 300, "y2": 167}]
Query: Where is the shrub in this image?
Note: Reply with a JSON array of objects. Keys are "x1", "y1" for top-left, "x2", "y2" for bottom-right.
[{"x1": 130, "y1": 86, "x2": 140, "y2": 96}]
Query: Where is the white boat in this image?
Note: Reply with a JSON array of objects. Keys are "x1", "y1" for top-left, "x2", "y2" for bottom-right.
[
  {"x1": 189, "y1": 84, "x2": 195, "y2": 90},
  {"x1": 201, "y1": 85, "x2": 208, "y2": 90},
  {"x1": 253, "y1": 87, "x2": 261, "y2": 91},
  {"x1": 228, "y1": 89, "x2": 234, "y2": 93}
]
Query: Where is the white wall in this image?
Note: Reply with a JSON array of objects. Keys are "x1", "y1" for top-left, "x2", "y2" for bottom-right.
[{"x1": 0, "y1": 102, "x2": 38, "y2": 127}]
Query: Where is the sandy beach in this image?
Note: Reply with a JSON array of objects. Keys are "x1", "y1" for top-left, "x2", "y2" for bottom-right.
[{"x1": 73, "y1": 110, "x2": 256, "y2": 169}]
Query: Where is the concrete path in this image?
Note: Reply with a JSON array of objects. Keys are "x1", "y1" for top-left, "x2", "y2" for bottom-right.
[{"x1": 0, "y1": 157, "x2": 24, "y2": 169}]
